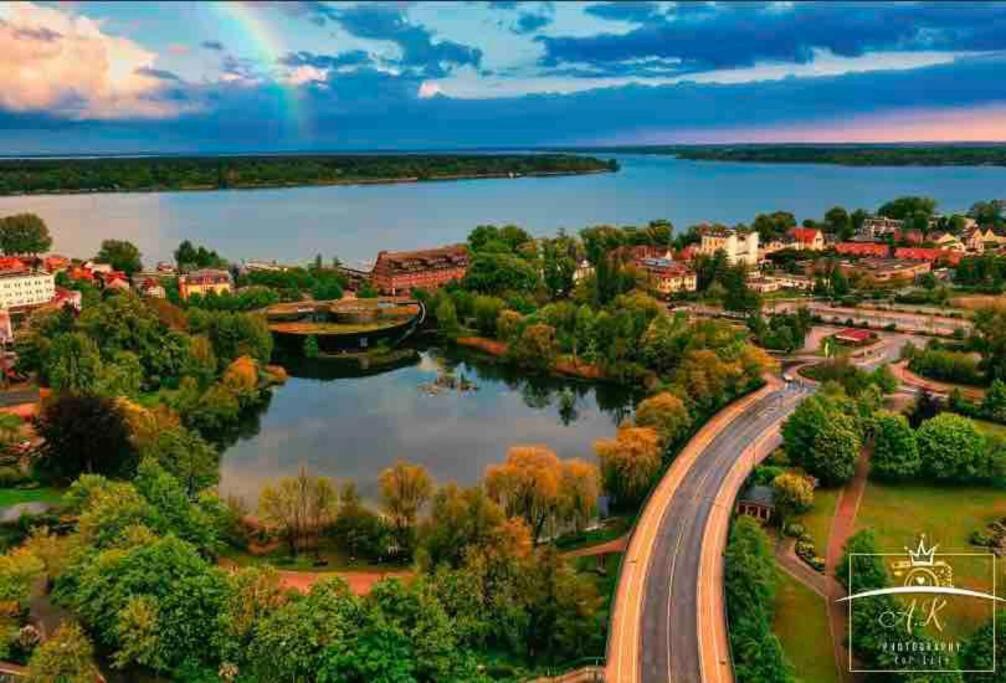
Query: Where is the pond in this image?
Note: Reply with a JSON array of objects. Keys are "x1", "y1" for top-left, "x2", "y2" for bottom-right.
[{"x1": 218, "y1": 346, "x2": 636, "y2": 503}]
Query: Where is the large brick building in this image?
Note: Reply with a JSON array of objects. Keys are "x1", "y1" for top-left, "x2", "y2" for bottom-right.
[
  {"x1": 370, "y1": 245, "x2": 469, "y2": 295},
  {"x1": 178, "y1": 268, "x2": 233, "y2": 300}
]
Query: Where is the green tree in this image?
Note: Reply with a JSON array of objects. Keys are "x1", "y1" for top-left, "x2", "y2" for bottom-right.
[
  {"x1": 95, "y1": 350, "x2": 144, "y2": 398},
  {"x1": 36, "y1": 393, "x2": 138, "y2": 482},
  {"x1": 781, "y1": 393, "x2": 861, "y2": 485},
  {"x1": 981, "y1": 379, "x2": 1006, "y2": 424},
  {"x1": 378, "y1": 461, "x2": 433, "y2": 556},
  {"x1": 472, "y1": 295, "x2": 504, "y2": 337},
  {"x1": 878, "y1": 196, "x2": 937, "y2": 220},
  {"x1": 770, "y1": 472, "x2": 813, "y2": 520},
  {"x1": 435, "y1": 298, "x2": 460, "y2": 337},
  {"x1": 917, "y1": 413, "x2": 987, "y2": 482},
  {"x1": 824, "y1": 206, "x2": 852, "y2": 240},
  {"x1": 304, "y1": 334, "x2": 321, "y2": 359},
  {"x1": 634, "y1": 391, "x2": 691, "y2": 446},
  {"x1": 871, "y1": 411, "x2": 920, "y2": 481},
  {"x1": 25, "y1": 621, "x2": 96, "y2": 683},
  {"x1": 259, "y1": 467, "x2": 338, "y2": 557},
  {"x1": 46, "y1": 332, "x2": 103, "y2": 393},
  {"x1": 140, "y1": 426, "x2": 219, "y2": 496},
  {"x1": 463, "y1": 252, "x2": 540, "y2": 295},
  {"x1": 0, "y1": 213, "x2": 52, "y2": 256},
  {"x1": 95, "y1": 239, "x2": 143, "y2": 275},
  {"x1": 507, "y1": 323, "x2": 557, "y2": 372}
]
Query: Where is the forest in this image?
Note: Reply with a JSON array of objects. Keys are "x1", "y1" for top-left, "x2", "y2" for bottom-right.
[{"x1": 0, "y1": 154, "x2": 617, "y2": 195}]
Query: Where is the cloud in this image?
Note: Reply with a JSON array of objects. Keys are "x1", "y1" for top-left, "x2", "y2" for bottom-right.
[
  {"x1": 135, "y1": 66, "x2": 181, "y2": 82},
  {"x1": 513, "y1": 11, "x2": 552, "y2": 35},
  {"x1": 0, "y1": 2, "x2": 192, "y2": 119},
  {"x1": 279, "y1": 50, "x2": 372, "y2": 69},
  {"x1": 201, "y1": 40, "x2": 224, "y2": 51},
  {"x1": 540, "y1": 2, "x2": 1006, "y2": 74},
  {"x1": 284, "y1": 3, "x2": 482, "y2": 78}
]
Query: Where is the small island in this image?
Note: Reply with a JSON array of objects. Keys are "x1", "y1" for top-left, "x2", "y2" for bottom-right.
[{"x1": 0, "y1": 153, "x2": 618, "y2": 195}]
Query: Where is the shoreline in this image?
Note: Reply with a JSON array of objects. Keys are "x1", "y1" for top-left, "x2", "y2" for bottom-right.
[{"x1": 0, "y1": 167, "x2": 614, "y2": 199}]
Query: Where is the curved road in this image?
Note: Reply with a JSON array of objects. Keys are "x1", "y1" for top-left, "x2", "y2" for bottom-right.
[{"x1": 607, "y1": 379, "x2": 811, "y2": 683}]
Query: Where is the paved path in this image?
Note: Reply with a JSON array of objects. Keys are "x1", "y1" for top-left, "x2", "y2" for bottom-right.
[
  {"x1": 606, "y1": 378, "x2": 811, "y2": 683},
  {"x1": 562, "y1": 535, "x2": 628, "y2": 559},
  {"x1": 774, "y1": 537, "x2": 827, "y2": 597},
  {"x1": 891, "y1": 360, "x2": 985, "y2": 401}
]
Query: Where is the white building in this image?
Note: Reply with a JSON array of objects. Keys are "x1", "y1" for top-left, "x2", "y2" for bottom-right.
[
  {"x1": 0, "y1": 270, "x2": 55, "y2": 309},
  {"x1": 698, "y1": 227, "x2": 759, "y2": 267}
]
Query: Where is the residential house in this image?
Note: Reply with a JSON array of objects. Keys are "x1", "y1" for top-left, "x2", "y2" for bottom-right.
[
  {"x1": 787, "y1": 227, "x2": 825, "y2": 251},
  {"x1": 834, "y1": 242, "x2": 890, "y2": 258},
  {"x1": 893, "y1": 247, "x2": 963, "y2": 266},
  {"x1": 633, "y1": 254, "x2": 697, "y2": 295},
  {"x1": 42, "y1": 255, "x2": 70, "y2": 273},
  {"x1": 370, "y1": 245, "x2": 469, "y2": 295},
  {"x1": 858, "y1": 216, "x2": 903, "y2": 240},
  {"x1": 178, "y1": 269, "x2": 234, "y2": 300},
  {"x1": 697, "y1": 226, "x2": 759, "y2": 266},
  {"x1": 839, "y1": 257, "x2": 932, "y2": 284},
  {"x1": 928, "y1": 232, "x2": 965, "y2": 252},
  {"x1": 136, "y1": 278, "x2": 166, "y2": 299},
  {"x1": 736, "y1": 485, "x2": 775, "y2": 523}
]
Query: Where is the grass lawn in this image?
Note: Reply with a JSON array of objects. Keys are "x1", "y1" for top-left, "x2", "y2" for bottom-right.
[
  {"x1": 855, "y1": 481, "x2": 1006, "y2": 639},
  {"x1": 792, "y1": 486, "x2": 840, "y2": 552},
  {"x1": 0, "y1": 487, "x2": 63, "y2": 508},
  {"x1": 553, "y1": 515, "x2": 633, "y2": 552},
  {"x1": 772, "y1": 570, "x2": 838, "y2": 683},
  {"x1": 974, "y1": 419, "x2": 1006, "y2": 440}
]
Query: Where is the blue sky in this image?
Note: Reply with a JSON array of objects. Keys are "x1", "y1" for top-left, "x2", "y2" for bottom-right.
[{"x1": 1, "y1": 1, "x2": 1005, "y2": 153}]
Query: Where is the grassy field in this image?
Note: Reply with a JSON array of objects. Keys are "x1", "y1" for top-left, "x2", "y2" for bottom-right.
[
  {"x1": 0, "y1": 487, "x2": 63, "y2": 508},
  {"x1": 220, "y1": 539, "x2": 404, "y2": 573},
  {"x1": 855, "y1": 481, "x2": 1005, "y2": 639},
  {"x1": 792, "y1": 486, "x2": 840, "y2": 551},
  {"x1": 772, "y1": 570, "x2": 838, "y2": 683},
  {"x1": 974, "y1": 419, "x2": 1006, "y2": 440}
]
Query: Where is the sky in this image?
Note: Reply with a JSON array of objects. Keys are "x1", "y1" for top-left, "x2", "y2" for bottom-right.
[{"x1": 2, "y1": 1, "x2": 1006, "y2": 153}]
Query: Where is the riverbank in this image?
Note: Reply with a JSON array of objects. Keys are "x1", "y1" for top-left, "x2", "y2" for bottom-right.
[{"x1": 455, "y1": 335, "x2": 607, "y2": 381}]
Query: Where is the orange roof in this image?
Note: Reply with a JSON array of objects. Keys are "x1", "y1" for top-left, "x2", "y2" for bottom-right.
[
  {"x1": 788, "y1": 228, "x2": 821, "y2": 244},
  {"x1": 835, "y1": 242, "x2": 889, "y2": 257},
  {"x1": 894, "y1": 247, "x2": 961, "y2": 265}
]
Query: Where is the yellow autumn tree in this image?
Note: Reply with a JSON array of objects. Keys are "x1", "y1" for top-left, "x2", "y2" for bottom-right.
[
  {"x1": 634, "y1": 392, "x2": 691, "y2": 446},
  {"x1": 594, "y1": 426, "x2": 662, "y2": 505},
  {"x1": 485, "y1": 445, "x2": 563, "y2": 542},
  {"x1": 258, "y1": 466, "x2": 337, "y2": 557},
  {"x1": 378, "y1": 460, "x2": 433, "y2": 552},
  {"x1": 559, "y1": 459, "x2": 600, "y2": 533}
]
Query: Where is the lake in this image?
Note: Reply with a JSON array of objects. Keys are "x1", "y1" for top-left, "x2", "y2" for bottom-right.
[
  {"x1": 218, "y1": 346, "x2": 635, "y2": 503},
  {"x1": 2, "y1": 154, "x2": 1006, "y2": 269}
]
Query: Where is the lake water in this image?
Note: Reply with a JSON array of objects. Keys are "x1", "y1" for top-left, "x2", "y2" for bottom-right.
[
  {"x1": 2, "y1": 154, "x2": 1006, "y2": 269},
  {"x1": 218, "y1": 346, "x2": 635, "y2": 503}
]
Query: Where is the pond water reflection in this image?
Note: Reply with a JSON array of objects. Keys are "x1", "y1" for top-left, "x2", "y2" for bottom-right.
[{"x1": 219, "y1": 346, "x2": 636, "y2": 503}]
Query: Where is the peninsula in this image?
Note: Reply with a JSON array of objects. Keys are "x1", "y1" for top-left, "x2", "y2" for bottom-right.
[{"x1": 0, "y1": 153, "x2": 618, "y2": 195}]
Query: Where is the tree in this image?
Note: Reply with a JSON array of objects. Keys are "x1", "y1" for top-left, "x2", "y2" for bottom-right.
[
  {"x1": 435, "y1": 297, "x2": 460, "y2": 337},
  {"x1": 496, "y1": 309, "x2": 523, "y2": 342},
  {"x1": 258, "y1": 467, "x2": 338, "y2": 556},
  {"x1": 95, "y1": 239, "x2": 143, "y2": 275},
  {"x1": 871, "y1": 412, "x2": 920, "y2": 481},
  {"x1": 45, "y1": 332, "x2": 103, "y2": 393},
  {"x1": 878, "y1": 196, "x2": 937, "y2": 220},
  {"x1": 770, "y1": 472, "x2": 813, "y2": 521},
  {"x1": 36, "y1": 393, "x2": 138, "y2": 482},
  {"x1": 0, "y1": 213, "x2": 51, "y2": 256},
  {"x1": 485, "y1": 446, "x2": 563, "y2": 543},
  {"x1": 981, "y1": 379, "x2": 1006, "y2": 424},
  {"x1": 421, "y1": 483, "x2": 508, "y2": 569},
  {"x1": 462, "y1": 252, "x2": 540, "y2": 295},
  {"x1": 781, "y1": 393, "x2": 861, "y2": 485},
  {"x1": 916, "y1": 412, "x2": 987, "y2": 482},
  {"x1": 25, "y1": 621, "x2": 96, "y2": 683},
  {"x1": 507, "y1": 323, "x2": 557, "y2": 372},
  {"x1": 558, "y1": 459, "x2": 600, "y2": 534},
  {"x1": 140, "y1": 426, "x2": 219, "y2": 496},
  {"x1": 823, "y1": 206, "x2": 852, "y2": 240},
  {"x1": 594, "y1": 426, "x2": 662, "y2": 506},
  {"x1": 378, "y1": 461, "x2": 433, "y2": 554},
  {"x1": 472, "y1": 296, "x2": 504, "y2": 337},
  {"x1": 330, "y1": 483, "x2": 390, "y2": 563},
  {"x1": 634, "y1": 391, "x2": 691, "y2": 446}
]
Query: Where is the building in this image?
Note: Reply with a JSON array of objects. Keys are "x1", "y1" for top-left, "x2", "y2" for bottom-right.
[
  {"x1": 787, "y1": 227, "x2": 825, "y2": 251},
  {"x1": 178, "y1": 269, "x2": 234, "y2": 300},
  {"x1": 51, "y1": 288, "x2": 82, "y2": 312},
  {"x1": 833, "y1": 328, "x2": 875, "y2": 346},
  {"x1": 747, "y1": 272, "x2": 814, "y2": 293},
  {"x1": 573, "y1": 259, "x2": 593, "y2": 283},
  {"x1": 893, "y1": 247, "x2": 963, "y2": 266},
  {"x1": 0, "y1": 269, "x2": 55, "y2": 309},
  {"x1": 928, "y1": 232, "x2": 965, "y2": 252},
  {"x1": 370, "y1": 245, "x2": 469, "y2": 295},
  {"x1": 839, "y1": 257, "x2": 931, "y2": 283},
  {"x1": 136, "y1": 278, "x2": 166, "y2": 298},
  {"x1": 858, "y1": 216, "x2": 903, "y2": 240},
  {"x1": 634, "y1": 254, "x2": 697, "y2": 295},
  {"x1": 67, "y1": 266, "x2": 95, "y2": 283},
  {"x1": 155, "y1": 261, "x2": 177, "y2": 275},
  {"x1": 42, "y1": 255, "x2": 70, "y2": 273},
  {"x1": 735, "y1": 485, "x2": 775, "y2": 523},
  {"x1": 834, "y1": 242, "x2": 890, "y2": 258},
  {"x1": 98, "y1": 271, "x2": 130, "y2": 291},
  {"x1": 698, "y1": 227, "x2": 759, "y2": 267}
]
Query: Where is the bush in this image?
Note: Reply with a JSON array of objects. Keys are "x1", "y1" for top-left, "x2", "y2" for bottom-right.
[
  {"x1": 784, "y1": 522, "x2": 805, "y2": 538},
  {"x1": 0, "y1": 467, "x2": 29, "y2": 487}
]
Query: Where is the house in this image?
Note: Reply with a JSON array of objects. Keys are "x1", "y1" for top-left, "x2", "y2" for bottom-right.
[
  {"x1": 573, "y1": 259, "x2": 593, "y2": 283},
  {"x1": 51, "y1": 288, "x2": 82, "y2": 312},
  {"x1": 839, "y1": 257, "x2": 932, "y2": 283},
  {"x1": 136, "y1": 278, "x2": 166, "y2": 299},
  {"x1": 370, "y1": 245, "x2": 469, "y2": 295},
  {"x1": 633, "y1": 254, "x2": 697, "y2": 295},
  {"x1": 833, "y1": 328, "x2": 875, "y2": 346},
  {"x1": 67, "y1": 266, "x2": 95, "y2": 283},
  {"x1": 155, "y1": 261, "x2": 177, "y2": 275},
  {"x1": 834, "y1": 242, "x2": 889, "y2": 258},
  {"x1": 928, "y1": 232, "x2": 964, "y2": 252},
  {"x1": 42, "y1": 255, "x2": 70, "y2": 273},
  {"x1": 84, "y1": 261, "x2": 113, "y2": 275},
  {"x1": 858, "y1": 216, "x2": 903, "y2": 240},
  {"x1": 98, "y1": 271, "x2": 130, "y2": 291},
  {"x1": 736, "y1": 485, "x2": 775, "y2": 523},
  {"x1": 787, "y1": 227, "x2": 825, "y2": 251},
  {"x1": 893, "y1": 247, "x2": 962, "y2": 266},
  {"x1": 178, "y1": 269, "x2": 234, "y2": 300},
  {"x1": 697, "y1": 226, "x2": 759, "y2": 266},
  {"x1": 0, "y1": 269, "x2": 55, "y2": 309},
  {"x1": 963, "y1": 227, "x2": 1006, "y2": 253}
]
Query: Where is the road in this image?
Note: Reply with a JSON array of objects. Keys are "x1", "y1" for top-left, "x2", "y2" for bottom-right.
[{"x1": 607, "y1": 379, "x2": 811, "y2": 683}]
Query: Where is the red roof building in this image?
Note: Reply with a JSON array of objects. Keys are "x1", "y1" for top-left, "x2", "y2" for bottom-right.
[
  {"x1": 370, "y1": 245, "x2": 469, "y2": 295},
  {"x1": 68, "y1": 266, "x2": 95, "y2": 282},
  {"x1": 0, "y1": 257, "x2": 27, "y2": 273},
  {"x1": 835, "y1": 242, "x2": 889, "y2": 258},
  {"x1": 833, "y1": 328, "x2": 874, "y2": 345},
  {"x1": 894, "y1": 247, "x2": 962, "y2": 266},
  {"x1": 42, "y1": 255, "x2": 70, "y2": 272},
  {"x1": 787, "y1": 228, "x2": 825, "y2": 250}
]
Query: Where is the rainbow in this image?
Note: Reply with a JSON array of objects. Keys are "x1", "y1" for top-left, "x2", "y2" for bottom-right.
[{"x1": 211, "y1": 3, "x2": 310, "y2": 140}]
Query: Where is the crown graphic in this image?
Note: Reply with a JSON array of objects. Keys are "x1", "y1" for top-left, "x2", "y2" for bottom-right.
[{"x1": 905, "y1": 535, "x2": 938, "y2": 567}]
